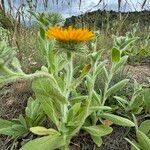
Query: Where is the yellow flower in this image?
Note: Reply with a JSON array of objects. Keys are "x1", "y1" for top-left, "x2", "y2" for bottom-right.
[{"x1": 45, "y1": 26, "x2": 94, "y2": 42}]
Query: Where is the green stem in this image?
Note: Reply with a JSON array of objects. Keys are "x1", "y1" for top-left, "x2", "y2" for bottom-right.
[
  {"x1": 101, "y1": 80, "x2": 110, "y2": 106},
  {"x1": 102, "y1": 70, "x2": 113, "y2": 106},
  {"x1": 63, "y1": 52, "x2": 74, "y2": 122},
  {"x1": 67, "y1": 52, "x2": 73, "y2": 91}
]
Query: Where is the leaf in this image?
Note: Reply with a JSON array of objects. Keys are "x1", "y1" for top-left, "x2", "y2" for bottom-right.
[
  {"x1": 37, "y1": 35, "x2": 47, "y2": 56},
  {"x1": 36, "y1": 96, "x2": 59, "y2": 126},
  {"x1": 91, "y1": 135, "x2": 103, "y2": 147},
  {"x1": 111, "y1": 47, "x2": 121, "y2": 62},
  {"x1": 82, "y1": 125, "x2": 113, "y2": 137},
  {"x1": 92, "y1": 90, "x2": 102, "y2": 105},
  {"x1": 30, "y1": 126, "x2": 59, "y2": 136},
  {"x1": 66, "y1": 107, "x2": 89, "y2": 137},
  {"x1": 32, "y1": 77, "x2": 66, "y2": 126},
  {"x1": 125, "y1": 138, "x2": 140, "y2": 150},
  {"x1": 129, "y1": 90, "x2": 144, "y2": 113},
  {"x1": 70, "y1": 96, "x2": 88, "y2": 104},
  {"x1": 11, "y1": 124, "x2": 27, "y2": 137},
  {"x1": 12, "y1": 57, "x2": 23, "y2": 73},
  {"x1": 39, "y1": 27, "x2": 45, "y2": 39},
  {"x1": 67, "y1": 107, "x2": 87, "y2": 127},
  {"x1": 143, "y1": 88, "x2": 150, "y2": 109},
  {"x1": 71, "y1": 65, "x2": 90, "y2": 90},
  {"x1": 102, "y1": 67, "x2": 109, "y2": 82},
  {"x1": 32, "y1": 77, "x2": 67, "y2": 104},
  {"x1": 85, "y1": 75, "x2": 93, "y2": 92},
  {"x1": 137, "y1": 130, "x2": 150, "y2": 150},
  {"x1": 0, "y1": 117, "x2": 28, "y2": 138},
  {"x1": 122, "y1": 38, "x2": 138, "y2": 52},
  {"x1": 0, "y1": 39, "x2": 16, "y2": 66},
  {"x1": 114, "y1": 96, "x2": 128, "y2": 109},
  {"x1": 81, "y1": 64, "x2": 91, "y2": 76},
  {"x1": 25, "y1": 97, "x2": 45, "y2": 127},
  {"x1": 106, "y1": 79, "x2": 129, "y2": 98},
  {"x1": 0, "y1": 118, "x2": 15, "y2": 136},
  {"x1": 114, "y1": 96, "x2": 128, "y2": 104},
  {"x1": 95, "y1": 61, "x2": 107, "y2": 77},
  {"x1": 90, "y1": 50, "x2": 103, "y2": 62},
  {"x1": 112, "y1": 55, "x2": 128, "y2": 73},
  {"x1": 67, "y1": 103, "x2": 81, "y2": 122},
  {"x1": 99, "y1": 113, "x2": 135, "y2": 127},
  {"x1": 41, "y1": 66, "x2": 48, "y2": 72},
  {"x1": 89, "y1": 106, "x2": 112, "y2": 114},
  {"x1": 139, "y1": 120, "x2": 150, "y2": 135},
  {"x1": 20, "y1": 135, "x2": 65, "y2": 150},
  {"x1": 0, "y1": 118, "x2": 14, "y2": 129},
  {"x1": 26, "y1": 97, "x2": 37, "y2": 118}
]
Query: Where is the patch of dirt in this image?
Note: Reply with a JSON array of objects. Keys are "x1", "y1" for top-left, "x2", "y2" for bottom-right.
[
  {"x1": 0, "y1": 80, "x2": 32, "y2": 119},
  {"x1": 100, "y1": 126, "x2": 130, "y2": 150},
  {"x1": 125, "y1": 64, "x2": 150, "y2": 85}
]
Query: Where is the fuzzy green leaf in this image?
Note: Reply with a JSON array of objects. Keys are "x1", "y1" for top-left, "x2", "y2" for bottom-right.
[
  {"x1": 32, "y1": 77, "x2": 67, "y2": 104},
  {"x1": 137, "y1": 130, "x2": 150, "y2": 150},
  {"x1": 99, "y1": 113, "x2": 135, "y2": 127},
  {"x1": 112, "y1": 56, "x2": 128, "y2": 73},
  {"x1": 143, "y1": 88, "x2": 150, "y2": 109},
  {"x1": 125, "y1": 138, "x2": 140, "y2": 150},
  {"x1": 12, "y1": 57, "x2": 23, "y2": 73},
  {"x1": 106, "y1": 79, "x2": 129, "y2": 98},
  {"x1": 139, "y1": 120, "x2": 150, "y2": 136},
  {"x1": 0, "y1": 118, "x2": 15, "y2": 136},
  {"x1": 89, "y1": 106, "x2": 112, "y2": 114},
  {"x1": 67, "y1": 103, "x2": 81, "y2": 122},
  {"x1": 95, "y1": 61, "x2": 107, "y2": 77},
  {"x1": 91, "y1": 135, "x2": 103, "y2": 147},
  {"x1": 20, "y1": 135, "x2": 65, "y2": 150},
  {"x1": 30, "y1": 126, "x2": 59, "y2": 136},
  {"x1": 83, "y1": 125, "x2": 113, "y2": 137},
  {"x1": 36, "y1": 96, "x2": 60, "y2": 127},
  {"x1": 67, "y1": 107, "x2": 87, "y2": 127}
]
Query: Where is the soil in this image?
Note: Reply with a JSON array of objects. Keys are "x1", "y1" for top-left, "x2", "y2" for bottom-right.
[
  {"x1": 0, "y1": 63, "x2": 149, "y2": 150},
  {"x1": 125, "y1": 64, "x2": 150, "y2": 86}
]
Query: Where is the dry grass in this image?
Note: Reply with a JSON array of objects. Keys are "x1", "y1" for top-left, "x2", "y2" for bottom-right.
[{"x1": 8, "y1": 25, "x2": 44, "y2": 73}]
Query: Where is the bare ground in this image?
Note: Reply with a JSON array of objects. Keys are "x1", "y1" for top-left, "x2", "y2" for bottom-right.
[{"x1": 125, "y1": 64, "x2": 150, "y2": 85}]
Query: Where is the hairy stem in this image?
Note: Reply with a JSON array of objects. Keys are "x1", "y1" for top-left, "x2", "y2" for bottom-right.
[{"x1": 63, "y1": 52, "x2": 74, "y2": 122}]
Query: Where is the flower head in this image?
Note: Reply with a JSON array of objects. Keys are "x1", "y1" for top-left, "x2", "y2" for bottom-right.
[{"x1": 45, "y1": 26, "x2": 94, "y2": 42}]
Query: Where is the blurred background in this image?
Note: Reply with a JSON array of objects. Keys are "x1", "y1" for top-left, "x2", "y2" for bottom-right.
[{"x1": 0, "y1": 0, "x2": 150, "y2": 24}]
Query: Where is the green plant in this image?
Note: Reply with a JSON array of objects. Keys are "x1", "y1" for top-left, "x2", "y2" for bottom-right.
[
  {"x1": 30, "y1": 11, "x2": 64, "y2": 39},
  {"x1": 0, "y1": 97, "x2": 45, "y2": 138},
  {"x1": 0, "y1": 27, "x2": 25, "y2": 85},
  {"x1": 0, "y1": 10, "x2": 14, "y2": 30},
  {"x1": 114, "y1": 80, "x2": 150, "y2": 115},
  {"x1": 113, "y1": 24, "x2": 150, "y2": 63},
  {"x1": 0, "y1": 24, "x2": 136, "y2": 150},
  {"x1": 125, "y1": 118, "x2": 150, "y2": 150}
]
